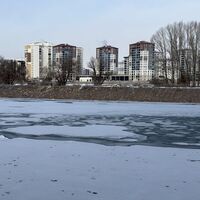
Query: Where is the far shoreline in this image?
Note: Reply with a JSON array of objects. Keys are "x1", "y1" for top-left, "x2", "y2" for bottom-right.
[{"x1": 0, "y1": 85, "x2": 200, "y2": 104}]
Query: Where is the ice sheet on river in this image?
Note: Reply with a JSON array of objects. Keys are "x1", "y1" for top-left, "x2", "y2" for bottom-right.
[
  {"x1": 0, "y1": 139, "x2": 200, "y2": 200},
  {"x1": 0, "y1": 98, "x2": 200, "y2": 116},
  {"x1": 0, "y1": 99, "x2": 200, "y2": 148},
  {"x1": 1, "y1": 99, "x2": 200, "y2": 200}
]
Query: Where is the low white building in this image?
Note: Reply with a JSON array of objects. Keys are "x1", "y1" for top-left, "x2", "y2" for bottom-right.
[{"x1": 79, "y1": 76, "x2": 93, "y2": 83}]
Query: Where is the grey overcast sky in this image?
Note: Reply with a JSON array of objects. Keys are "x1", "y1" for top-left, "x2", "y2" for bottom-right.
[{"x1": 0, "y1": 0, "x2": 200, "y2": 66}]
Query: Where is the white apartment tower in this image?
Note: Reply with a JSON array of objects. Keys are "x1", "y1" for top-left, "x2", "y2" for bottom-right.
[
  {"x1": 25, "y1": 42, "x2": 53, "y2": 79},
  {"x1": 129, "y1": 41, "x2": 155, "y2": 81}
]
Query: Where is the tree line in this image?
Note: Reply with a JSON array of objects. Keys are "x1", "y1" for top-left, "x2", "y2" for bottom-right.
[
  {"x1": 151, "y1": 21, "x2": 200, "y2": 86},
  {"x1": 0, "y1": 57, "x2": 26, "y2": 84}
]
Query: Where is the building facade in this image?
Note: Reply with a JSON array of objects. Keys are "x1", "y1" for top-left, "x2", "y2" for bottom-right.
[
  {"x1": 180, "y1": 49, "x2": 193, "y2": 79},
  {"x1": 25, "y1": 42, "x2": 53, "y2": 79},
  {"x1": 118, "y1": 61, "x2": 125, "y2": 75},
  {"x1": 123, "y1": 56, "x2": 129, "y2": 75},
  {"x1": 53, "y1": 44, "x2": 83, "y2": 81},
  {"x1": 76, "y1": 47, "x2": 83, "y2": 78},
  {"x1": 129, "y1": 41, "x2": 155, "y2": 81},
  {"x1": 96, "y1": 45, "x2": 118, "y2": 75}
]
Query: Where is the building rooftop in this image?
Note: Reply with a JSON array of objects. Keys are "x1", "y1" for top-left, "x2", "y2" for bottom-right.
[
  {"x1": 130, "y1": 41, "x2": 154, "y2": 46},
  {"x1": 28, "y1": 41, "x2": 53, "y2": 47},
  {"x1": 53, "y1": 44, "x2": 76, "y2": 48},
  {"x1": 97, "y1": 45, "x2": 118, "y2": 50}
]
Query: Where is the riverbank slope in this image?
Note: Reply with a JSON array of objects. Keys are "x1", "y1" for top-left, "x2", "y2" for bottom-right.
[{"x1": 0, "y1": 85, "x2": 200, "y2": 103}]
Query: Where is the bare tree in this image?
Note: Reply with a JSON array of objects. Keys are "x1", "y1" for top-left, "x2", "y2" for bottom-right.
[
  {"x1": 151, "y1": 21, "x2": 200, "y2": 86},
  {"x1": 151, "y1": 28, "x2": 169, "y2": 83},
  {"x1": 88, "y1": 57, "x2": 110, "y2": 85},
  {"x1": 186, "y1": 22, "x2": 200, "y2": 86},
  {"x1": 54, "y1": 60, "x2": 71, "y2": 86}
]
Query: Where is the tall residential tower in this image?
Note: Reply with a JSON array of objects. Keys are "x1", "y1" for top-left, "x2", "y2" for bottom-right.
[
  {"x1": 129, "y1": 41, "x2": 155, "y2": 81},
  {"x1": 53, "y1": 44, "x2": 83, "y2": 81},
  {"x1": 96, "y1": 45, "x2": 118, "y2": 75},
  {"x1": 25, "y1": 42, "x2": 53, "y2": 79}
]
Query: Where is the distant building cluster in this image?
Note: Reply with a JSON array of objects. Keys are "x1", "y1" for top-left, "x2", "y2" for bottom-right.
[
  {"x1": 21, "y1": 40, "x2": 196, "y2": 84},
  {"x1": 96, "y1": 41, "x2": 155, "y2": 82},
  {"x1": 25, "y1": 42, "x2": 83, "y2": 81}
]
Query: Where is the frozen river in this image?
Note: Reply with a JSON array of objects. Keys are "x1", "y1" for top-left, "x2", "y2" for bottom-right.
[{"x1": 0, "y1": 99, "x2": 200, "y2": 200}]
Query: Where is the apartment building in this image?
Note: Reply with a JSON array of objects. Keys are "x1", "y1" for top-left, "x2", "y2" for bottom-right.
[
  {"x1": 53, "y1": 44, "x2": 83, "y2": 81},
  {"x1": 96, "y1": 45, "x2": 118, "y2": 75},
  {"x1": 123, "y1": 56, "x2": 129, "y2": 75},
  {"x1": 25, "y1": 42, "x2": 53, "y2": 79},
  {"x1": 118, "y1": 61, "x2": 125, "y2": 75},
  {"x1": 76, "y1": 47, "x2": 84, "y2": 78},
  {"x1": 129, "y1": 41, "x2": 155, "y2": 81}
]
